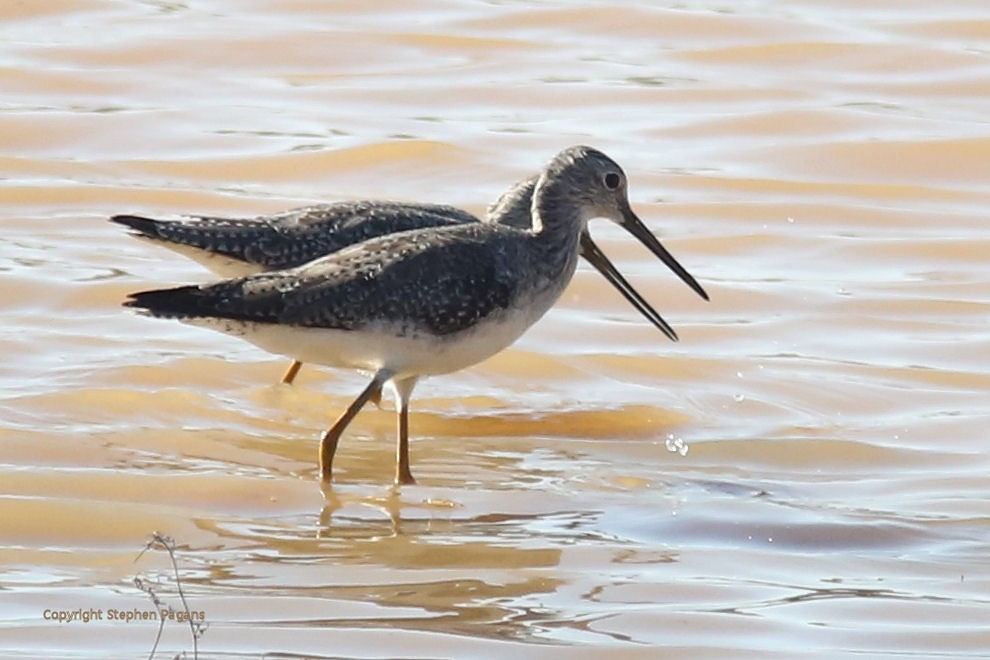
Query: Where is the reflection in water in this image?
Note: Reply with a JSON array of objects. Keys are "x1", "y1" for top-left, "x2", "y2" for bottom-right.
[
  {"x1": 723, "y1": 583, "x2": 952, "y2": 616},
  {"x1": 193, "y1": 493, "x2": 619, "y2": 644}
]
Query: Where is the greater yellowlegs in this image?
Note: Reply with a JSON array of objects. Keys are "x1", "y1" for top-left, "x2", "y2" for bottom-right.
[
  {"x1": 112, "y1": 173, "x2": 692, "y2": 384},
  {"x1": 123, "y1": 146, "x2": 708, "y2": 484}
]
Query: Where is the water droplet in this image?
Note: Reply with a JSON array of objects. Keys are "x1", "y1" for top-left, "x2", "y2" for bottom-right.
[{"x1": 664, "y1": 434, "x2": 689, "y2": 456}]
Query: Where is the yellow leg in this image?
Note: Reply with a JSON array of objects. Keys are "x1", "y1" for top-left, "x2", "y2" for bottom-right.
[
  {"x1": 391, "y1": 377, "x2": 418, "y2": 485},
  {"x1": 319, "y1": 374, "x2": 386, "y2": 482},
  {"x1": 395, "y1": 400, "x2": 415, "y2": 485},
  {"x1": 281, "y1": 360, "x2": 303, "y2": 384}
]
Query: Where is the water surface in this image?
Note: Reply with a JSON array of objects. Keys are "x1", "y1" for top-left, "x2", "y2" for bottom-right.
[{"x1": 2, "y1": 1, "x2": 989, "y2": 657}]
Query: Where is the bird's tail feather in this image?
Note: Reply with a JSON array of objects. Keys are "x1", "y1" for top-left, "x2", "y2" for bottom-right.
[
  {"x1": 110, "y1": 214, "x2": 163, "y2": 239},
  {"x1": 124, "y1": 285, "x2": 209, "y2": 319}
]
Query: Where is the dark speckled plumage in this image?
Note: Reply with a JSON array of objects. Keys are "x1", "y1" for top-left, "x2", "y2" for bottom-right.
[
  {"x1": 127, "y1": 222, "x2": 526, "y2": 336},
  {"x1": 112, "y1": 200, "x2": 482, "y2": 271}
]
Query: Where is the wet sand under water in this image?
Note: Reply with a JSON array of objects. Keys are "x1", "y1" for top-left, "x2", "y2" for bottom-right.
[{"x1": 2, "y1": 1, "x2": 990, "y2": 657}]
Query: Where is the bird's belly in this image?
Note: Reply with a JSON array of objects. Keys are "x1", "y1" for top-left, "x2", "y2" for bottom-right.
[{"x1": 185, "y1": 304, "x2": 543, "y2": 379}]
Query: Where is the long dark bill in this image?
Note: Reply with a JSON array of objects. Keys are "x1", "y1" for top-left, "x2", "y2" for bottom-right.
[
  {"x1": 619, "y1": 205, "x2": 709, "y2": 302},
  {"x1": 579, "y1": 231, "x2": 679, "y2": 342}
]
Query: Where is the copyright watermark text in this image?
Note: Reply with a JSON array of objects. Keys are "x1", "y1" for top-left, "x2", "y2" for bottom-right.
[{"x1": 42, "y1": 607, "x2": 205, "y2": 624}]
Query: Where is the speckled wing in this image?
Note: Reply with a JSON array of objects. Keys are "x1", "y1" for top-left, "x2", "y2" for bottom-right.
[
  {"x1": 126, "y1": 223, "x2": 524, "y2": 337},
  {"x1": 112, "y1": 201, "x2": 480, "y2": 270}
]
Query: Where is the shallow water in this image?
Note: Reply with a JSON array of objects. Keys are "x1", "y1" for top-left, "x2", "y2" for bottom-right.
[{"x1": 2, "y1": 1, "x2": 990, "y2": 658}]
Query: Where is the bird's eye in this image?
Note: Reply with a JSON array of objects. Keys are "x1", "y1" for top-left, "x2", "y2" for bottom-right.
[{"x1": 603, "y1": 172, "x2": 621, "y2": 190}]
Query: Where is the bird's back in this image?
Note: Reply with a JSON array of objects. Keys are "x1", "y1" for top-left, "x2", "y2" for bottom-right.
[{"x1": 112, "y1": 200, "x2": 479, "y2": 273}]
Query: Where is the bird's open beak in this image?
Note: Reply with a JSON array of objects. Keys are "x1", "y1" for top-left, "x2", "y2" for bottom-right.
[{"x1": 579, "y1": 231, "x2": 680, "y2": 342}]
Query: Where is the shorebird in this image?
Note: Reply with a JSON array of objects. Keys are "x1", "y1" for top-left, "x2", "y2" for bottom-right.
[
  {"x1": 112, "y1": 174, "x2": 687, "y2": 385},
  {"x1": 122, "y1": 146, "x2": 708, "y2": 484}
]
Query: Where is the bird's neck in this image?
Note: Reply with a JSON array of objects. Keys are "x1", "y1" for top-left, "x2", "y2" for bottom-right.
[
  {"x1": 531, "y1": 179, "x2": 586, "y2": 246},
  {"x1": 528, "y1": 184, "x2": 585, "y2": 290}
]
